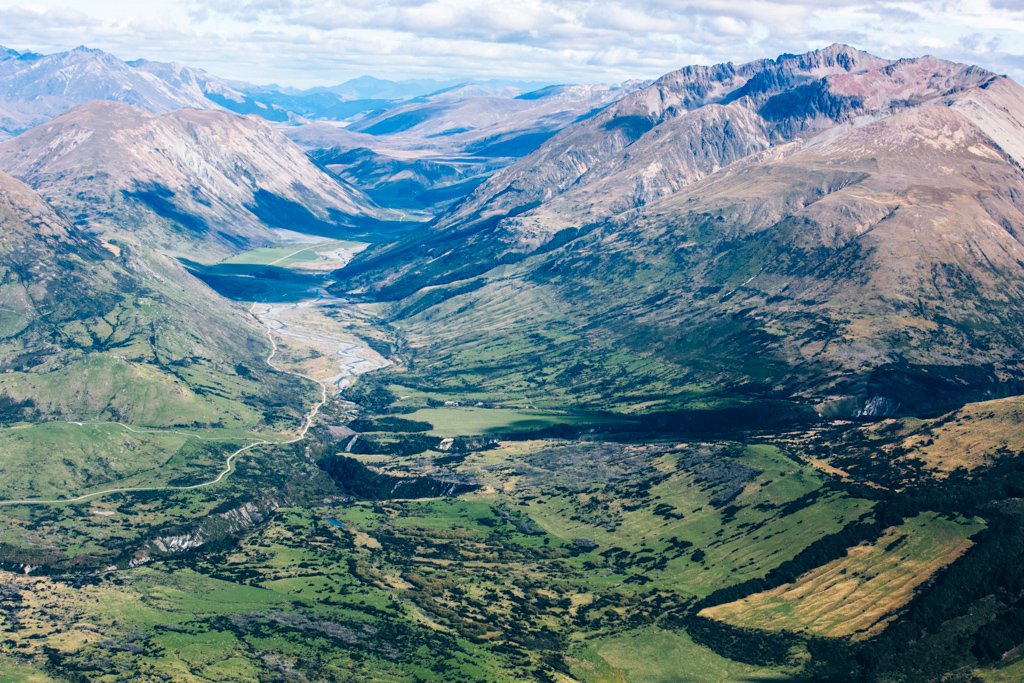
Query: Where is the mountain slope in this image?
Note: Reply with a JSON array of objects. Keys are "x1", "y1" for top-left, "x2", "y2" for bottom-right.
[
  {"x1": 0, "y1": 168, "x2": 309, "y2": 427},
  {"x1": 335, "y1": 46, "x2": 1024, "y2": 417},
  {"x1": 127, "y1": 58, "x2": 294, "y2": 122},
  {"x1": 344, "y1": 46, "x2": 990, "y2": 296},
  {"x1": 0, "y1": 101, "x2": 390, "y2": 257},
  {"x1": 0, "y1": 167, "x2": 114, "y2": 346}
]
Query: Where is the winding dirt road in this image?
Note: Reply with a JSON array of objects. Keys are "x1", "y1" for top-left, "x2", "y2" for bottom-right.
[{"x1": 0, "y1": 306, "x2": 333, "y2": 506}]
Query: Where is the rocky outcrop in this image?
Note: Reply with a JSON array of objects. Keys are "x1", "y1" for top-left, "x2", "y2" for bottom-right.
[
  {"x1": 145, "y1": 497, "x2": 280, "y2": 557},
  {"x1": 317, "y1": 454, "x2": 478, "y2": 500},
  {"x1": 855, "y1": 396, "x2": 901, "y2": 419},
  {"x1": 151, "y1": 532, "x2": 206, "y2": 554}
]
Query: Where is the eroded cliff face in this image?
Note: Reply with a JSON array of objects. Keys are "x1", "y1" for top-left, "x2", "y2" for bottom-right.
[{"x1": 140, "y1": 498, "x2": 282, "y2": 563}]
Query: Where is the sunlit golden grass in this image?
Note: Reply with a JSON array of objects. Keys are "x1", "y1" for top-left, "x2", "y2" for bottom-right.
[
  {"x1": 899, "y1": 396, "x2": 1024, "y2": 474},
  {"x1": 700, "y1": 512, "x2": 983, "y2": 640}
]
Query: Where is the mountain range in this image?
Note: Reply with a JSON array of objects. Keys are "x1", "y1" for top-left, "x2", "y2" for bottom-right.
[
  {"x1": 3, "y1": 39, "x2": 1024, "y2": 683},
  {"x1": 289, "y1": 81, "x2": 646, "y2": 214},
  {"x1": 0, "y1": 45, "x2": 558, "y2": 138},
  {"x1": 336, "y1": 44, "x2": 1024, "y2": 418},
  {"x1": 0, "y1": 44, "x2": 634, "y2": 221}
]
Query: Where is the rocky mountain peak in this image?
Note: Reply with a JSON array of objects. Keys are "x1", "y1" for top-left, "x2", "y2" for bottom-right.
[{"x1": 777, "y1": 43, "x2": 885, "y2": 72}]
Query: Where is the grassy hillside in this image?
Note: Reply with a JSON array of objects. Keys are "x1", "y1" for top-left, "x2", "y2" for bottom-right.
[
  {"x1": 3, "y1": 373, "x2": 1024, "y2": 681},
  {"x1": 0, "y1": 235, "x2": 311, "y2": 430},
  {"x1": 0, "y1": 172, "x2": 315, "y2": 509},
  {"x1": 0, "y1": 425, "x2": 870, "y2": 681}
]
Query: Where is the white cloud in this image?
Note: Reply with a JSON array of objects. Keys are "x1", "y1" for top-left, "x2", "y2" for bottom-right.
[
  {"x1": 707, "y1": 16, "x2": 751, "y2": 37},
  {"x1": 0, "y1": 0, "x2": 1018, "y2": 86}
]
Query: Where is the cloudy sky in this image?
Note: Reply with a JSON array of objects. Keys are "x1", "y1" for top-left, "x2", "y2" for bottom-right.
[{"x1": 0, "y1": 0, "x2": 1020, "y2": 87}]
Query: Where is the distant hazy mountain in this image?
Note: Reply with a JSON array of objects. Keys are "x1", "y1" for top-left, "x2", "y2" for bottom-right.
[
  {"x1": 127, "y1": 58, "x2": 294, "y2": 122},
  {"x1": 346, "y1": 81, "x2": 644, "y2": 145},
  {"x1": 336, "y1": 45, "x2": 1024, "y2": 417},
  {"x1": 288, "y1": 81, "x2": 647, "y2": 214},
  {"x1": 0, "y1": 101, "x2": 389, "y2": 257},
  {"x1": 317, "y1": 75, "x2": 552, "y2": 101},
  {"x1": 0, "y1": 45, "x2": 567, "y2": 137},
  {"x1": 0, "y1": 45, "x2": 363, "y2": 128},
  {"x1": 0, "y1": 46, "x2": 214, "y2": 137}
]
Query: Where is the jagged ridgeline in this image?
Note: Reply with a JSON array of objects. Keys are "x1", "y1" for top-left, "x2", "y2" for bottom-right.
[
  {"x1": 0, "y1": 170, "x2": 309, "y2": 429},
  {"x1": 335, "y1": 44, "x2": 1024, "y2": 420}
]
